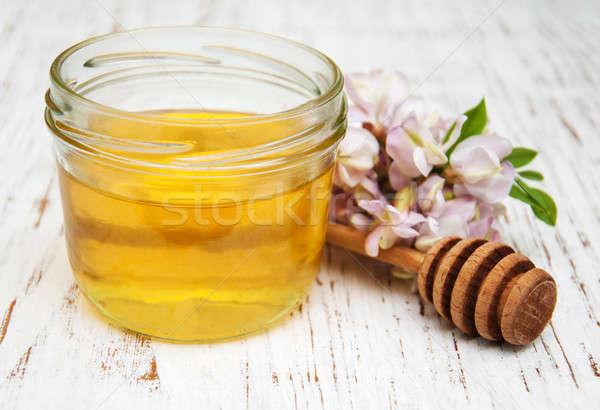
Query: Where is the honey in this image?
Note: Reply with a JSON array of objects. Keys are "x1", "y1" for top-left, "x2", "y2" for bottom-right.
[
  {"x1": 58, "y1": 111, "x2": 333, "y2": 341},
  {"x1": 46, "y1": 27, "x2": 346, "y2": 341}
]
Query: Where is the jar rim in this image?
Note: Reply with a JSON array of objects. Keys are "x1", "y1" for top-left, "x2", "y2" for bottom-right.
[{"x1": 49, "y1": 25, "x2": 344, "y2": 126}]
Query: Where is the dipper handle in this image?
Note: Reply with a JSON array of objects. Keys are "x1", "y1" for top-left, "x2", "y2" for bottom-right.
[
  {"x1": 326, "y1": 223, "x2": 424, "y2": 272},
  {"x1": 326, "y1": 223, "x2": 557, "y2": 345}
]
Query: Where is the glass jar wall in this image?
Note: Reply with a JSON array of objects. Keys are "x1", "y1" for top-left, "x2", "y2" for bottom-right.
[{"x1": 45, "y1": 27, "x2": 346, "y2": 341}]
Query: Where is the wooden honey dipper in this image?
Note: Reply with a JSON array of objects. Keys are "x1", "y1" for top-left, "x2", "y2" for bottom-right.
[{"x1": 326, "y1": 223, "x2": 557, "y2": 345}]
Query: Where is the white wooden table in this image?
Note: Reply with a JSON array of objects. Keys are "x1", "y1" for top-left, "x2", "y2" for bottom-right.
[{"x1": 1, "y1": 0, "x2": 599, "y2": 408}]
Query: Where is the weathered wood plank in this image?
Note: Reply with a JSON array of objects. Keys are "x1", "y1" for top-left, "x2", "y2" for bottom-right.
[{"x1": 1, "y1": 0, "x2": 599, "y2": 408}]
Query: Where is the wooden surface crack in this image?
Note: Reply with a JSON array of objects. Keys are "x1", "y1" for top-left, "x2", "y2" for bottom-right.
[
  {"x1": 0, "y1": 299, "x2": 16, "y2": 345},
  {"x1": 452, "y1": 332, "x2": 469, "y2": 401},
  {"x1": 33, "y1": 178, "x2": 53, "y2": 229},
  {"x1": 549, "y1": 322, "x2": 579, "y2": 388}
]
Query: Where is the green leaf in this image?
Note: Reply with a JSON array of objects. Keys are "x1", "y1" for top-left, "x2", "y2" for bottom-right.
[
  {"x1": 529, "y1": 188, "x2": 557, "y2": 226},
  {"x1": 461, "y1": 98, "x2": 488, "y2": 138},
  {"x1": 441, "y1": 121, "x2": 456, "y2": 144},
  {"x1": 445, "y1": 98, "x2": 487, "y2": 158},
  {"x1": 504, "y1": 147, "x2": 538, "y2": 168},
  {"x1": 518, "y1": 170, "x2": 544, "y2": 181},
  {"x1": 509, "y1": 184, "x2": 533, "y2": 205},
  {"x1": 513, "y1": 178, "x2": 557, "y2": 226}
]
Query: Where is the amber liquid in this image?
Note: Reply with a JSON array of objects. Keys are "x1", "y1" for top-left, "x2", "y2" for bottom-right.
[{"x1": 58, "y1": 111, "x2": 333, "y2": 341}]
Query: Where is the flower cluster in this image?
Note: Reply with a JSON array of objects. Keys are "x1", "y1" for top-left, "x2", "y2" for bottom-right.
[{"x1": 332, "y1": 69, "x2": 556, "y2": 257}]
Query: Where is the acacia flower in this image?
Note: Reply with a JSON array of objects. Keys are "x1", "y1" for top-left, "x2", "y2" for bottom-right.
[
  {"x1": 334, "y1": 126, "x2": 379, "y2": 191},
  {"x1": 467, "y1": 202, "x2": 504, "y2": 241},
  {"x1": 414, "y1": 197, "x2": 477, "y2": 251},
  {"x1": 386, "y1": 113, "x2": 465, "y2": 188},
  {"x1": 345, "y1": 69, "x2": 411, "y2": 136},
  {"x1": 416, "y1": 174, "x2": 446, "y2": 216},
  {"x1": 450, "y1": 134, "x2": 515, "y2": 203},
  {"x1": 333, "y1": 76, "x2": 555, "y2": 260},
  {"x1": 357, "y1": 199, "x2": 426, "y2": 256}
]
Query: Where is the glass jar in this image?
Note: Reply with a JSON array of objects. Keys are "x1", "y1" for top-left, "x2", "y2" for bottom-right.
[{"x1": 45, "y1": 27, "x2": 346, "y2": 341}]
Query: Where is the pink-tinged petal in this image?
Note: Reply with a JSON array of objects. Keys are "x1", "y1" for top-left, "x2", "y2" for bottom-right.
[
  {"x1": 437, "y1": 214, "x2": 469, "y2": 238},
  {"x1": 423, "y1": 142, "x2": 448, "y2": 165},
  {"x1": 413, "y1": 147, "x2": 433, "y2": 176},
  {"x1": 384, "y1": 204, "x2": 403, "y2": 218},
  {"x1": 379, "y1": 226, "x2": 398, "y2": 249},
  {"x1": 388, "y1": 207, "x2": 423, "y2": 224},
  {"x1": 463, "y1": 161, "x2": 515, "y2": 203},
  {"x1": 417, "y1": 175, "x2": 445, "y2": 214},
  {"x1": 345, "y1": 69, "x2": 411, "y2": 129},
  {"x1": 390, "y1": 96, "x2": 425, "y2": 126},
  {"x1": 427, "y1": 114, "x2": 451, "y2": 143},
  {"x1": 393, "y1": 184, "x2": 417, "y2": 213},
  {"x1": 450, "y1": 133, "x2": 511, "y2": 189},
  {"x1": 347, "y1": 106, "x2": 369, "y2": 123},
  {"x1": 345, "y1": 69, "x2": 415, "y2": 130},
  {"x1": 402, "y1": 111, "x2": 437, "y2": 146},
  {"x1": 386, "y1": 103, "x2": 406, "y2": 129},
  {"x1": 399, "y1": 111, "x2": 449, "y2": 173},
  {"x1": 344, "y1": 73, "x2": 375, "y2": 113},
  {"x1": 452, "y1": 134, "x2": 513, "y2": 164},
  {"x1": 350, "y1": 213, "x2": 372, "y2": 230},
  {"x1": 387, "y1": 101, "x2": 414, "y2": 128},
  {"x1": 451, "y1": 146, "x2": 501, "y2": 184},
  {"x1": 477, "y1": 201, "x2": 494, "y2": 219},
  {"x1": 340, "y1": 154, "x2": 376, "y2": 171},
  {"x1": 334, "y1": 163, "x2": 363, "y2": 187},
  {"x1": 429, "y1": 192, "x2": 446, "y2": 217},
  {"x1": 391, "y1": 225, "x2": 419, "y2": 238},
  {"x1": 358, "y1": 199, "x2": 387, "y2": 218},
  {"x1": 338, "y1": 126, "x2": 379, "y2": 160},
  {"x1": 468, "y1": 216, "x2": 494, "y2": 238},
  {"x1": 440, "y1": 115, "x2": 467, "y2": 149},
  {"x1": 386, "y1": 126, "x2": 421, "y2": 178},
  {"x1": 414, "y1": 217, "x2": 441, "y2": 251},
  {"x1": 500, "y1": 160, "x2": 515, "y2": 181},
  {"x1": 419, "y1": 216, "x2": 440, "y2": 236},
  {"x1": 477, "y1": 200, "x2": 507, "y2": 219},
  {"x1": 450, "y1": 140, "x2": 478, "y2": 166},
  {"x1": 388, "y1": 161, "x2": 411, "y2": 190},
  {"x1": 365, "y1": 225, "x2": 384, "y2": 256},
  {"x1": 334, "y1": 163, "x2": 351, "y2": 186},
  {"x1": 486, "y1": 133, "x2": 513, "y2": 160},
  {"x1": 386, "y1": 209, "x2": 425, "y2": 237},
  {"x1": 453, "y1": 183, "x2": 470, "y2": 198},
  {"x1": 405, "y1": 211, "x2": 427, "y2": 225},
  {"x1": 441, "y1": 197, "x2": 477, "y2": 223},
  {"x1": 335, "y1": 126, "x2": 380, "y2": 189},
  {"x1": 358, "y1": 177, "x2": 382, "y2": 198},
  {"x1": 401, "y1": 112, "x2": 420, "y2": 135},
  {"x1": 386, "y1": 126, "x2": 412, "y2": 158}
]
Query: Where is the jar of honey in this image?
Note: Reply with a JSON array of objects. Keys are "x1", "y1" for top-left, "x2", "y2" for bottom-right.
[{"x1": 45, "y1": 27, "x2": 346, "y2": 341}]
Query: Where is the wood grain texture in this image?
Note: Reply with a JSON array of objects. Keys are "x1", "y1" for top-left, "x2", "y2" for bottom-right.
[
  {"x1": 498, "y1": 268, "x2": 557, "y2": 346},
  {"x1": 327, "y1": 223, "x2": 424, "y2": 273},
  {"x1": 418, "y1": 236, "x2": 461, "y2": 303},
  {"x1": 433, "y1": 238, "x2": 487, "y2": 320},
  {"x1": 474, "y1": 253, "x2": 535, "y2": 341},
  {"x1": 450, "y1": 242, "x2": 514, "y2": 336},
  {"x1": 418, "y1": 238, "x2": 555, "y2": 344},
  {"x1": 1, "y1": 0, "x2": 600, "y2": 408}
]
